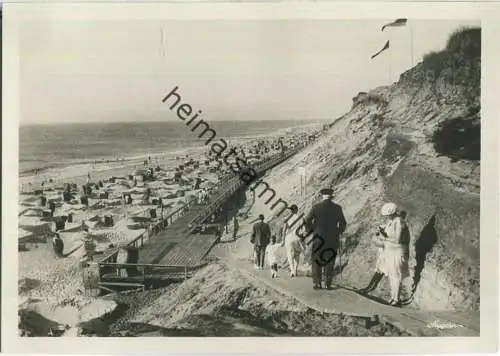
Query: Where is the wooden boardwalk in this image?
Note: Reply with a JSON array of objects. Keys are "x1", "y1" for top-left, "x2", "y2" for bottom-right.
[
  {"x1": 137, "y1": 203, "x2": 208, "y2": 265},
  {"x1": 136, "y1": 147, "x2": 303, "y2": 268}
]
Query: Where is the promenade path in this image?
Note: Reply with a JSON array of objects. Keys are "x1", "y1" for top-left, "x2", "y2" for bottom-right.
[
  {"x1": 212, "y1": 227, "x2": 479, "y2": 337},
  {"x1": 218, "y1": 255, "x2": 479, "y2": 336}
]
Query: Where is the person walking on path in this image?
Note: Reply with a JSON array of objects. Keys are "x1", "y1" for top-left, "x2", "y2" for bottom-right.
[
  {"x1": 251, "y1": 214, "x2": 271, "y2": 269},
  {"x1": 361, "y1": 202, "x2": 408, "y2": 306},
  {"x1": 281, "y1": 204, "x2": 305, "y2": 278},
  {"x1": 232, "y1": 215, "x2": 239, "y2": 241},
  {"x1": 266, "y1": 235, "x2": 281, "y2": 278},
  {"x1": 304, "y1": 188, "x2": 347, "y2": 290}
]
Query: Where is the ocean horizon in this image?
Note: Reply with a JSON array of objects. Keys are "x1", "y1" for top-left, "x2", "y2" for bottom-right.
[{"x1": 19, "y1": 119, "x2": 324, "y2": 173}]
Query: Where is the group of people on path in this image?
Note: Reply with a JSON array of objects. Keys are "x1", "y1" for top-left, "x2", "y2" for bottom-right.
[
  {"x1": 250, "y1": 187, "x2": 410, "y2": 306},
  {"x1": 251, "y1": 188, "x2": 346, "y2": 290}
]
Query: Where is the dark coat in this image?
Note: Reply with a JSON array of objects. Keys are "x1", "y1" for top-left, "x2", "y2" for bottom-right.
[
  {"x1": 52, "y1": 236, "x2": 64, "y2": 257},
  {"x1": 251, "y1": 221, "x2": 271, "y2": 246},
  {"x1": 305, "y1": 199, "x2": 347, "y2": 251}
]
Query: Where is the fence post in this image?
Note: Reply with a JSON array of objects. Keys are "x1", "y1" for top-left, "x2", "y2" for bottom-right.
[{"x1": 142, "y1": 266, "x2": 146, "y2": 289}]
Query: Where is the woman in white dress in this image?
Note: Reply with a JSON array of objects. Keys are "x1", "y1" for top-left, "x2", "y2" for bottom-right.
[
  {"x1": 359, "y1": 202, "x2": 409, "y2": 306},
  {"x1": 281, "y1": 205, "x2": 305, "y2": 278},
  {"x1": 376, "y1": 202, "x2": 407, "y2": 305}
]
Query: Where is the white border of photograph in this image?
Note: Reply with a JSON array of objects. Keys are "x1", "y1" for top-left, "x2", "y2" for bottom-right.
[{"x1": 2, "y1": 1, "x2": 499, "y2": 354}]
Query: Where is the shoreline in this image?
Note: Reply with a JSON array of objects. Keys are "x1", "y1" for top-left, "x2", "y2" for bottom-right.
[
  {"x1": 19, "y1": 121, "x2": 323, "y2": 175},
  {"x1": 18, "y1": 123, "x2": 322, "y2": 190},
  {"x1": 19, "y1": 146, "x2": 206, "y2": 188}
]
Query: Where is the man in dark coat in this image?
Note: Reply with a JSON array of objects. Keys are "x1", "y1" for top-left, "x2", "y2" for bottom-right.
[
  {"x1": 304, "y1": 188, "x2": 347, "y2": 290},
  {"x1": 251, "y1": 214, "x2": 271, "y2": 269}
]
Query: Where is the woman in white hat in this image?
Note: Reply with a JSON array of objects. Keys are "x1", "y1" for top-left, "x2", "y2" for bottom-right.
[{"x1": 361, "y1": 202, "x2": 406, "y2": 306}]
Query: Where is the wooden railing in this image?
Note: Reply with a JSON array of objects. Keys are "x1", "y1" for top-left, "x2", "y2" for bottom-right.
[
  {"x1": 96, "y1": 146, "x2": 305, "y2": 273},
  {"x1": 96, "y1": 262, "x2": 206, "y2": 291},
  {"x1": 98, "y1": 199, "x2": 197, "y2": 263},
  {"x1": 184, "y1": 147, "x2": 304, "y2": 231},
  {"x1": 98, "y1": 262, "x2": 195, "y2": 279}
]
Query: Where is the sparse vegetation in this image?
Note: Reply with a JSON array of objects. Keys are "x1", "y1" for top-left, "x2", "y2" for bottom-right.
[
  {"x1": 352, "y1": 92, "x2": 389, "y2": 109},
  {"x1": 422, "y1": 27, "x2": 480, "y2": 105},
  {"x1": 420, "y1": 27, "x2": 481, "y2": 162},
  {"x1": 431, "y1": 115, "x2": 480, "y2": 162}
]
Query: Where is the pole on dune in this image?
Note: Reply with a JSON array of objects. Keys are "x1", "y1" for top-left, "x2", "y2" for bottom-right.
[
  {"x1": 160, "y1": 26, "x2": 165, "y2": 58},
  {"x1": 339, "y1": 234, "x2": 343, "y2": 282},
  {"x1": 298, "y1": 166, "x2": 306, "y2": 197},
  {"x1": 388, "y1": 33, "x2": 392, "y2": 83},
  {"x1": 410, "y1": 24, "x2": 414, "y2": 67}
]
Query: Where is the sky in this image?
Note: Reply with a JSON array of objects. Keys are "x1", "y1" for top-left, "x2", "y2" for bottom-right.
[{"x1": 19, "y1": 19, "x2": 480, "y2": 124}]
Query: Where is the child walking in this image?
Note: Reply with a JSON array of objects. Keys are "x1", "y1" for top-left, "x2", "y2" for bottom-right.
[{"x1": 266, "y1": 235, "x2": 281, "y2": 278}]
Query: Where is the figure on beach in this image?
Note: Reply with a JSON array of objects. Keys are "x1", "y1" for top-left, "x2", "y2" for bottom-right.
[
  {"x1": 304, "y1": 188, "x2": 347, "y2": 290},
  {"x1": 359, "y1": 202, "x2": 409, "y2": 306},
  {"x1": 53, "y1": 215, "x2": 68, "y2": 232},
  {"x1": 48, "y1": 200, "x2": 56, "y2": 217},
  {"x1": 82, "y1": 224, "x2": 96, "y2": 261},
  {"x1": 51, "y1": 233, "x2": 64, "y2": 258},
  {"x1": 281, "y1": 204, "x2": 305, "y2": 278},
  {"x1": 251, "y1": 214, "x2": 271, "y2": 270}
]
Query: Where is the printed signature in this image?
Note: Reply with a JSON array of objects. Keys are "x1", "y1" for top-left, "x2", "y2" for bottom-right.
[{"x1": 426, "y1": 320, "x2": 464, "y2": 329}]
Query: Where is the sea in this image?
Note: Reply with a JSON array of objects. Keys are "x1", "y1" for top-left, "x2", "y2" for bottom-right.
[{"x1": 19, "y1": 120, "x2": 323, "y2": 174}]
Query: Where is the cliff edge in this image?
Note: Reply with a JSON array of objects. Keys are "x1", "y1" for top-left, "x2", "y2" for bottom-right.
[{"x1": 256, "y1": 27, "x2": 480, "y2": 312}]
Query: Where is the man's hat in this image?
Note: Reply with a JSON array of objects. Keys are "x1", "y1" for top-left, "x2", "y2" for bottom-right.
[
  {"x1": 319, "y1": 188, "x2": 333, "y2": 196},
  {"x1": 258, "y1": 214, "x2": 265, "y2": 220}
]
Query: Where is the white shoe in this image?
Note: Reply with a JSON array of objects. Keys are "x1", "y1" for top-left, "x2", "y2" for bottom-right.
[{"x1": 254, "y1": 265, "x2": 259, "y2": 270}]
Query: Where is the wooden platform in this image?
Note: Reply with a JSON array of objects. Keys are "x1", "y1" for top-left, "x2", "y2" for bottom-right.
[
  {"x1": 138, "y1": 203, "x2": 208, "y2": 265},
  {"x1": 96, "y1": 147, "x2": 304, "y2": 277},
  {"x1": 134, "y1": 149, "x2": 303, "y2": 268},
  {"x1": 137, "y1": 180, "x2": 241, "y2": 266},
  {"x1": 157, "y1": 233, "x2": 221, "y2": 266}
]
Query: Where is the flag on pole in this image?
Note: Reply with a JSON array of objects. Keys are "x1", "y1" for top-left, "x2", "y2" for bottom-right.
[
  {"x1": 381, "y1": 18, "x2": 408, "y2": 31},
  {"x1": 371, "y1": 40, "x2": 390, "y2": 59}
]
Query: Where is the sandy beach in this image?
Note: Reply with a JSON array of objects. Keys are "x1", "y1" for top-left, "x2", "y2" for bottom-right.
[{"x1": 18, "y1": 123, "x2": 324, "y2": 334}]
